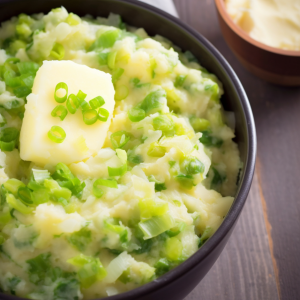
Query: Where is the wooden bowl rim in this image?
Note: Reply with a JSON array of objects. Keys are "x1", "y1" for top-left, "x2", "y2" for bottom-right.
[{"x1": 215, "y1": 0, "x2": 300, "y2": 57}]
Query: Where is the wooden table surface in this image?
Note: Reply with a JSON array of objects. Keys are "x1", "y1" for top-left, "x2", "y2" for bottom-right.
[{"x1": 170, "y1": 1, "x2": 300, "y2": 300}]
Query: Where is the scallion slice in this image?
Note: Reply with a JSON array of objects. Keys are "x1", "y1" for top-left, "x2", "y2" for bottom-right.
[
  {"x1": 31, "y1": 189, "x2": 50, "y2": 205},
  {"x1": 50, "y1": 43, "x2": 65, "y2": 60},
  {"x1": 83, "y1": 109, "x2": 98, "y2": 125},
  {"x1": 115, "y1": 85, "x2": 128, "y2": 101},
  {"x1": 18, "y1": 187, "x2": 33, "y2": 205},
  {"x1": 112, "y1": 68, "x2": 124, "y2": 84},
  {"x1": 3, "y1": 178, "x2": 25, "y2": 194},
  {"x1": 108, "y1": 164, "x2": 127, "y2": 177},
  {"x1": 66, "y1": 94, "x2": 80, "y2": 114},
  {"x1": 48, "y1": 126, "x2": 66, "y2": 143},
  {"x1": 93, "y1": 181, "x2": 104, "y2": 198},
  {"x1": 89, "y1": 96, "x2": 105, "y2": 109},
  {"x1": 139, "y1": 214, "x2": 175, "y2": 239},
  {"x1": 94, "y1": 178, "x2": 118, "y2": 189},
  {"x1": 80, "y1": 100, "x2": 90, "y2": 111},
  {"x1": 110, "y1": 131, "x2": 131, "y2": 149},
  {"x1": 77, "y1": 90, "x2": 87, "y2": 101},
  {"x1": 54, "y1": 82, "x2": 68, "y2": 103},
  {"x1": 0, "y1": 141, "x2": 15, "y2": 152},
  {"x1": 107, "y1": 51, "x2": 117, "y2": 70},
  {"x1": 32, "y1": 169, "x2": 51, "y2": 183},
  {"x1": 98, "y1": 108, "x2": 109, "y2": 122},
  {"x1": 51, "y1": 105, "x2": 68, "y2": 121},
  {"x1": 128, "y1": 107, "x2": 145, "y2": 122},
  {"x1": 6, "y1": 193, "x2": 33, "y2": 214}
]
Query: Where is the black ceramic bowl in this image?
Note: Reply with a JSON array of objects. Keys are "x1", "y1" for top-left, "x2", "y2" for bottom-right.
[{"x1": 0, "y1": 0, "x2": 256, "y2": 299}]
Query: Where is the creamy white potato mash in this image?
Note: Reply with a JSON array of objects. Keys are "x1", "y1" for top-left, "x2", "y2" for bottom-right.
[
  {"x1": 225, "y1": 0, "x2": 300, "y2": 51},
  {"x1": 0, "y1": 7, "x2": 242, "y2": 300}
]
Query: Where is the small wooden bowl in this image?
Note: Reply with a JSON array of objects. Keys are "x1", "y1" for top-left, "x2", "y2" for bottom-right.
[{"x1": 215, "y1": 0, "x2": 300, "y2": 86}]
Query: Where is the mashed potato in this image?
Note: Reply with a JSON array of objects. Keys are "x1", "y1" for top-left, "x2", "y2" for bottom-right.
[{"x1": 0, "y1": 7, "x2": 242, "y2": 300}]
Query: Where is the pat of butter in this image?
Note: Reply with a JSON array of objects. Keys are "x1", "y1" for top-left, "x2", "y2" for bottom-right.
[{"x1": 20, "y1": 60, "x2": 115, "y2": 166}]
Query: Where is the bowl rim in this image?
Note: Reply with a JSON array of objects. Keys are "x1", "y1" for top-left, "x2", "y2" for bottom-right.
[
  {"x1": 215, "y1": 0, "x2": 300, "y2": 57},
  {"x1": 0, "y1": 0, "x2": 257, "y2": 299}
]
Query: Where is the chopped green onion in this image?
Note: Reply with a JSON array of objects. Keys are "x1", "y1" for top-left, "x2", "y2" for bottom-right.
[
  {"x1": 0, "y1": 127, "x2": 19, "y2": 152},
  {"x1": 166, "y1": 222, "x2": 186, "y2": 237},
  {"x1": 148, "y1": 175, "x2": 167, "y2": 192},
  {"x1": 182, "y1": 157, "x2": 205, "y2": 175},
  {"x1": 174, "y1": 75, "x2": 187, "y2": 88},
  {"x1": 175, "y1": 174, "x2": 195, "y2": 189},
  {"x1": 141, "y1": 89, "x2": 166, "y2": 113},
  {"x1": 154, "y1": 258, "x2": 170, "y2": 276},
  {"x1": 107, "y1": 51, "x2": 117, "y2": 70},
  {"x1": 199, "y1": 227, "x2": 212, "y2": 247},
  {"x1": 128, "y1": 107, "x2": 145, "y2": 122},
  {"x1": 147, "y1": 143, "x2": 166, "y2": 157},
  {"x1": 139, "y1": 198, "x2": 169, "y2": 220},
  {"x1": 80, "y1": 100, "x2": 90, "y2": 111},
  {"x1": 190, "y1": 117, "x2": 210, "y2": 132},
  {"x1": 67, "y1": 254, "x2": 107, "y2": 288},
  {"x1": 53, "y1": 187, "x2": 72, "y2": 200},
  {"x1": 77, "y1": 90, "x2": 87, "y2": 101},
  {"x1": 6, "y1": 193, "x2": 33, "y2": 214},
  {"x1": 0, "y1": 114, "x2": 7, "y2": 127},
  {"x1": 17, "y1": 61, "x2": 39, "y2": 75},
  {"x1": 89, "y1": 96, "x2": 105, "y2": 109},
  {"x1": 68, "y1": 227, "x2": 92, "y2": 252},
  {"x1": 153, "y1": 115, "x2": 175, "y2": 136},
  {"x1": 50, "y1": 43, "x2": 65, "y2": 60},
  {"x1": 20, "y1": 73, "x2": 34, "y2": 88},
  {"x1": 65, "y1": 13, "x2": 81, "y2": 26},
  {"x1": 27, "y1": 181, "x2": 45, "y2": 191},
  {"x1": 211, "y1": 167, "x2": 225, "y2": 187},
  {"x1": 18, "y1": 187, "x2": 33, "y2": 205},
  {"x1": 127, "y1": 150, "x2": 143, "y2": 165},
  {"x1": 108, "y1": 164, "x2": 127, "y2": 177},
  {"x1": 112, "y1": 68, "x2": 124, "y2": 84},
  {"x1": 66, "y1": 94, "x2": 80, "y2": 114},
  {"x1": 98, "y1": 108, "x2": 109, "y2": 122},
  {"x1": 95, "y1": 29, "x2": 120, "y2": 48},
  {"x1": 105, "y1": 251, "x2": 132, "y2": 284},
  {"x1": 205, "y1": 83, "x2": 219, "y2": 102},
  {"x1": 139, "y1": 214, "x2": 175, "y2": 239},
  {"x1": 4, "y1": 70, "x2": 23, "y2": 87},
  {"x1": 0, "y1": 211, "x2": 12, "y2": 228},
  {"x1": 48, "y1": 126, "x2": 66, "y2": 143},
  {"x1": 54, "y1": 82, "x2": 68, "y2": 103},
  {"x1": 115, "y1": 85, "x2": 128, "y2": 101},
  {"x1": 53, "y1": 163, "x2": 74, "y2": 181},
  {"x1": 0, "y1": 141, "x2": 16, "y2": 151},
  {"x1": 98, "y1": 52, "x2": 109, "y2": 65},
  {"x1": 94, "y1": 178, "x2": 118, "y2": 189},
  {"x1": 32, "y1": 169, "x2": 51, "y2": 183},
  {"x1": 57, "y1": 197, "x2": 68, "y2": 206},
  {"x1": 104, "y1": 218, "x2": 128, "y2": 244},
  {"x1": 199, "y1": 131, "x2": 223, "y2": 148},
  {"x1": 82, "y1": 109, "x2": 98, "y2": 125},
  {"x1": 0, "y1": 233, "x2": 5, "y2": 245},
  {"x1": 165, "y1": 237, "x2": 183, "y2": 261},
  {"x1": 3, "y1": 178, "x2": 25, "y2": 194},
  {"x1": 13, "y1": 86, "x2": 31, "y2": 97},
  {"x1": 31, "y1": 189, "x2": 50, "y2": 205},
  {"x1": 51, "y1": 105, "x2": 68, "y2": 121},
  {"x1": 110, "y1": 131, "x2": 131, "y2": 149},
  {"x1": 93, "y1": 181, "x2": 104, "y2": 198},
  {"x1": 173, "y1": 200, "x2": 182, "y2": 207}
]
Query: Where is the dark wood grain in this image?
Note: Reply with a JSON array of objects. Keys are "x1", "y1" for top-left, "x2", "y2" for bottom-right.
[
  {"x1": 173, "y1": 0, "x2": 300, "y2": 299},
  {"x1": 185, "y1": 174, "x2": 279, "y2": 300}
]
